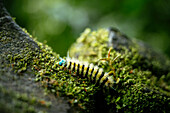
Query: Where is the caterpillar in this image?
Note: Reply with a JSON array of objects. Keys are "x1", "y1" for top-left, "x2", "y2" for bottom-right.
[{"x1": 58, "y1": 57, "x2": 120, "y2": 88}]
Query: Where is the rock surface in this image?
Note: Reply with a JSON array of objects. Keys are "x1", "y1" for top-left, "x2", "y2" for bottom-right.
[
  {"x1": 69, "y1": 28, "x2": 170, "y2": 112},
  {"x1": 0, "y1": 1, "x2": 71, "y2": 113}
]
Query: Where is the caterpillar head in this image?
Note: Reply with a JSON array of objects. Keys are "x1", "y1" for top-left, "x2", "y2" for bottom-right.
[{"x1": 59, "y1": 59, "x2": 66, "y2": 66}]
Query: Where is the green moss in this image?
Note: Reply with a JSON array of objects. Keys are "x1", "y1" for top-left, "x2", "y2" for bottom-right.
[
  {"x1": 2, "y1": 27, "x2": 169, "y2": 112},
  {"x1": 31, "y1": 43, "x2": 99, "y2": 109},
  {"x1": 69, "y1": 28, "x2": 170, "y2": 112},
  {"x1": 0, "y1": 85, "x2": 51, "y2": 113},
  {"x1": 27, "y1": 28, "x2": 169, "y2": 112}
]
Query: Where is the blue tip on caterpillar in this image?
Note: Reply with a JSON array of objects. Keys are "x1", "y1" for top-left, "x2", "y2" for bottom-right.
[{"x1": 59, "y1": 59, "x2": 66, "y2": 66}]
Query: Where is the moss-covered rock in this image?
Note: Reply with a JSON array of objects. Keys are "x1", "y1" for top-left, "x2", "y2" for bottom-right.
[
  {"x1": 1, "y1": 0, "x2": 170, "y2": 112},
  {"x1": 20, "y1": 27, "x2": 170, "y2": 113},
  {"x1": 69, "y1": 28, "x2": 170, "y2": 112},
  {"x1": 0, "y1": 1, "x2": 70, "y2": 113}
]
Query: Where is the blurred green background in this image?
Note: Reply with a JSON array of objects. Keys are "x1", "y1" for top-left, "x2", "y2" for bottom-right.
[{"x1": 4, "y1": 0, "x2": 170, "y2": 57}]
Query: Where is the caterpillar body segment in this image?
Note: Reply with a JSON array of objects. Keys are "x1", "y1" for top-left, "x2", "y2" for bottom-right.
[
  {"x1": 58, "y1": 58, "x2": 118, "y2": 88},
  {"x1": 91, "y1": 66, "x2": 99, "y2": 81}
]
